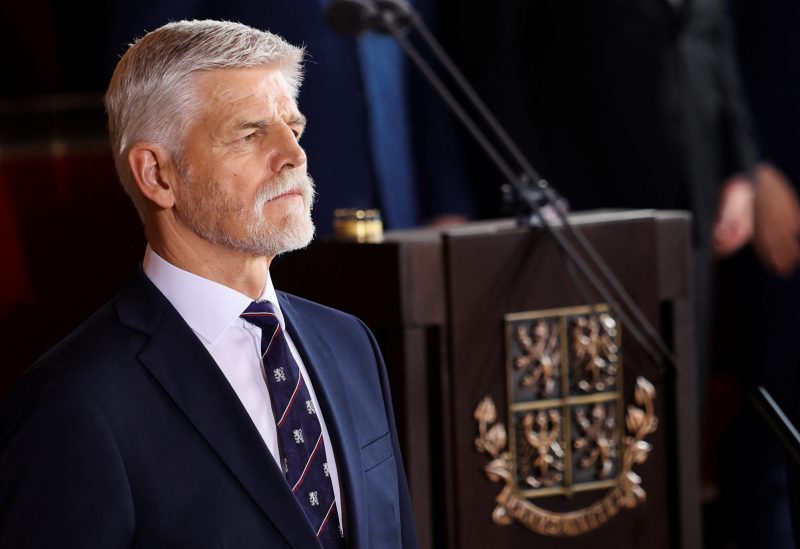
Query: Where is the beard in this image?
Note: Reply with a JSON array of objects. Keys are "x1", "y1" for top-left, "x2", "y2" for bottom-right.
[{"x1": 174, "y1": 166, "x2": 316, "y2": 257}]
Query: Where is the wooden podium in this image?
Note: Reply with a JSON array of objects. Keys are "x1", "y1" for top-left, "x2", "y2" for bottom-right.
[{"x1": 272, "y1": 210, "x2": 700, "y2": 549}]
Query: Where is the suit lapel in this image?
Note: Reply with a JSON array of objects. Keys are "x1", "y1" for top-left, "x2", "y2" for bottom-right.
[
  {"x1": 279, "y1": 294, "x2": 369, "y2": 549},
  {"x1": 116, "y1": 271, "x2": 319, "y2": 548}
]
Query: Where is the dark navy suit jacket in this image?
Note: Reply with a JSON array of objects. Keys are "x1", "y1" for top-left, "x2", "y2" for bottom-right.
[{"x1": 0, "y1": 269, "x2": 417, "y2": 548}]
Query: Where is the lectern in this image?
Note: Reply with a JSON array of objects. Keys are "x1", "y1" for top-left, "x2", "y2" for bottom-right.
[{"x1": 272, "y1": 210, "x2": 700, "y2": 549}]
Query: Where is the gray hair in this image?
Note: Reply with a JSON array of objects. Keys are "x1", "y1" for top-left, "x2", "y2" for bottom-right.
[{"x1": 104, "y1": 19, "x2": 305, "y2": 221}]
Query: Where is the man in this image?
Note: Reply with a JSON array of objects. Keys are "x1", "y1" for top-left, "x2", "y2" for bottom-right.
[
  {"x1": 103, "y1": 0, "x2": 474, "y2": 236},
  {"x1": 0, "y1": 20, "x2": 417, "y2": 548}
]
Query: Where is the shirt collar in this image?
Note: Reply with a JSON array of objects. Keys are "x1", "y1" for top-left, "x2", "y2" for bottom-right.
[{"x1": 142, "y1": 245, "x2": 285, "y2": 344}]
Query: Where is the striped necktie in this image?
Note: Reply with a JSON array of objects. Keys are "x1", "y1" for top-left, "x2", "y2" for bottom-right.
[{"x1": 241, "y1": 301, "x2": 345, "y2": 547}]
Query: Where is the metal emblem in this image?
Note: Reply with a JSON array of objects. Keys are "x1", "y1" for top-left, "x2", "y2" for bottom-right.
[{"x1": 474, "y1": 305, "x2": 658, "y2": 536}]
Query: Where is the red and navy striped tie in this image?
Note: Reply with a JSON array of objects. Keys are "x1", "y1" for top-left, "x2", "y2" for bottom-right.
[{"x1": 241, "y1": 301, "x2": 344, "y2": 547}]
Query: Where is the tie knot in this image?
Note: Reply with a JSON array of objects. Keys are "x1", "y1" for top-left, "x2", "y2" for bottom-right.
[{"x1": 241, "y1": 300, "x2": 280, "y2": 332}]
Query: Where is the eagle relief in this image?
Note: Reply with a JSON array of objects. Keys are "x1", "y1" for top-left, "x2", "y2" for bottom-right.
[{"x1": 474, "y1": 305, "x2": 658, "y2": 537}]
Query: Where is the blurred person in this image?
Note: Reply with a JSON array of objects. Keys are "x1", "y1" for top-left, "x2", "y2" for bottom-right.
[
  {"x1": 753, "y1": 164, "x2": 800, "y2": 277},
  {"x1": 716, "y1": 0, "x2": 800, "y2": 545}
]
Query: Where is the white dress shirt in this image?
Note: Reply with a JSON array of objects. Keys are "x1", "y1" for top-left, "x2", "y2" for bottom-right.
[{"x1": 142, "y1": 246, "x2": 342, "y2": 523}]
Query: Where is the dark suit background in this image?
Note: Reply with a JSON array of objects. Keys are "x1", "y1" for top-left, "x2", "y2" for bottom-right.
[{"x1": 441, "y1": 0, "x2": 754, "y2": 239}]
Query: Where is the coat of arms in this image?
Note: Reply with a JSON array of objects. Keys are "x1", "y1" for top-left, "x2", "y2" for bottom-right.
[{"x1": 474, "y1": 305, "x2": 658, "y2": 536}]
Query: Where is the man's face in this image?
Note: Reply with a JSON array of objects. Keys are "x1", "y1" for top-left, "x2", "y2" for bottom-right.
[{"x1": 172, "y1": 65, "x2": 314, "y2": 257}]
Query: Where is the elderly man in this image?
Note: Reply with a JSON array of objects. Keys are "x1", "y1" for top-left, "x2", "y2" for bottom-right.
[{"x1": 0, "y1": 20, "x2": 417, "y2": 549}]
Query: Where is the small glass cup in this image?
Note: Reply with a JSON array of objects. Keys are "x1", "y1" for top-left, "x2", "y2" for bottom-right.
[{"x1": 332, "y1": 208, "x2": 384, "y2": 243}]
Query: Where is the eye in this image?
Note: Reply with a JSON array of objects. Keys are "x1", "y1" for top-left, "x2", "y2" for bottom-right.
[{"x1": 242, "y1": 132, "x2": 258, "y2": 142}]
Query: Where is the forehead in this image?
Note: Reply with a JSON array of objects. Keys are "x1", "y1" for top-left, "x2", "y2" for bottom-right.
[{"x1": 192, "y1": 65, "x2": 298, "y2": 120}]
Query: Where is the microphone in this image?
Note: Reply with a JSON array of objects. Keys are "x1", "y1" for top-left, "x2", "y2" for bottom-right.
[
  {"x1": 324, "y1": 0, "x2": 375, "y2": 35},
  {"x1": 324, "y1": 0, "x2": 412, "y2": 36}
]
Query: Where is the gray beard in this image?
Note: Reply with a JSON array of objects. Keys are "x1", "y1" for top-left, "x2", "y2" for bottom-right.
[{"x1": 175, "y1": 168, "x2": 317, "y2": 257}]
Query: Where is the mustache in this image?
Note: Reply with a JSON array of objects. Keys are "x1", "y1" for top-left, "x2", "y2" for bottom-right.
[{"x1": 257, "y1": 170, "x2": 316, "y2": 203}]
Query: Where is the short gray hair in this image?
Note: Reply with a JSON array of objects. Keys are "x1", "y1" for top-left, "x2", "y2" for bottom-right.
[{"x1": 104, "y1": 19, "x2": 305, "y2": 221}]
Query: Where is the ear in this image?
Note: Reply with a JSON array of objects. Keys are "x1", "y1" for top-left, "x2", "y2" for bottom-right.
[{"x1": 127, "y1": 143, "x2": 178, "y2": 210}]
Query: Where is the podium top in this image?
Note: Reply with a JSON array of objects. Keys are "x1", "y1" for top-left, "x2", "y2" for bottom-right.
[{"x1": 382, "y1": 209, "x2": 691, "y2": 242}]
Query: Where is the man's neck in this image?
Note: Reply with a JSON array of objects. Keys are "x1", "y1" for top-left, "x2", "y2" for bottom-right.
[{"x1": 146, "y1": 226, "x2": 273, "y2": 301}]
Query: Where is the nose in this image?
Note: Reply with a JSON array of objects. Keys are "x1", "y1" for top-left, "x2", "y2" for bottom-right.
[{"x1": 269, "y1": 122, "x2": 307, "y2": 174}]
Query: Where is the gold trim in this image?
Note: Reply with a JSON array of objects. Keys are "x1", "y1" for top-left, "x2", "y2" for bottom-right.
[
  {"x1": 510, "y1": 392, "x2": 618, "y2": 412},
  {"x1": 561, "y1": 314, "x2": 572, "y2": 490},
  {"x1": 504, "y1": 304, "x2": 609, "y2": 323},
  {"x1": 506, "y1": 318, "x2": 518, "y2": 500},
  {"x1": 519, "y1": 478, "x2": 617, "y2": 500}
]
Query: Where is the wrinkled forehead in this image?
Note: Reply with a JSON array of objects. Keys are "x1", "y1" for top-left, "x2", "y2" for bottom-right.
[{"x1": 192, "y1": 65, "x2": 299, "y2": 116}]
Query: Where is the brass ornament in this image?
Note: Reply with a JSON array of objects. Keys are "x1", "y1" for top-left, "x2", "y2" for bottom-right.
[
  {"x1": 520, "y1": 409, "x2": 564, "y2": 488},
  {"x1": 573, "y1": 402, "x2": 619, "y2": 480},
  {"x1": 474, "y1": 306, "x2": 658, "y2": 537},
  {"x1": 572, "y1": 315, "x2": 619, "y2": 393},
  {"x1": 513, "y1": 320, "x2": 561, "y2": 398}
]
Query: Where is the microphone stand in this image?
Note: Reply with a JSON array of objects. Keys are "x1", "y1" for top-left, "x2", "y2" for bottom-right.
[
  {"x1": 750, "y1": 386, "x2": 800, "y2": 467},
  {"x1": 326, "y1": 0, "x2": 677, "y2": 372}
]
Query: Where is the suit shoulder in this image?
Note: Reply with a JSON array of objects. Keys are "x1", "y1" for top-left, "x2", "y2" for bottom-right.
[
  {"x1": 34, "y1": 297, "x2": 142, "y2": 372},
  {"x1": 277, "y1": 291, "x2": 378, "y2": 349},
  {"x1": 277, "y1": 291, "x2": 362, "y2": 324},
  {"x1": 3, "y1": 297, "x2": 148, "y2": 423}
]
